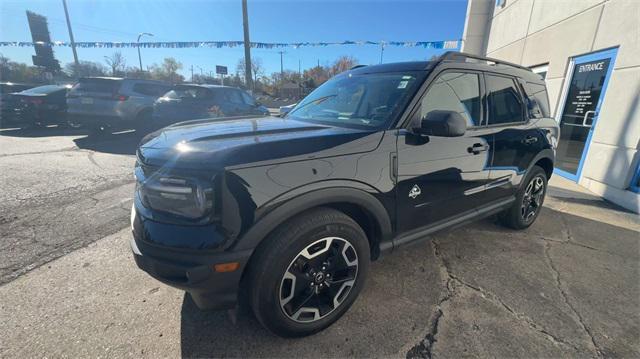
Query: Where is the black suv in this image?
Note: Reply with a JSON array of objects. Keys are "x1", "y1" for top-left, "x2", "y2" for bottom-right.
[{"x1": 131, "y1": 52, "x2": 558, "y2": 337}]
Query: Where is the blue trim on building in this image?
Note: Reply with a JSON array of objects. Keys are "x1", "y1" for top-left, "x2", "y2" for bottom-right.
[
  {"x1": 554, "y1": 47, "x2": 619, "y2": 183},
  {"x1": 630, "y1": 161, "x2": 640, "y2": 193}
]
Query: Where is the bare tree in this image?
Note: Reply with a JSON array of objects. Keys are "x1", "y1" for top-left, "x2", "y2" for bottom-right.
[
  {"x1": 237, "y1": 57, "x2": 264, "y2": 84},
  {"x1": 104, "y1": 52, "x2": 126, "y2": 76}
]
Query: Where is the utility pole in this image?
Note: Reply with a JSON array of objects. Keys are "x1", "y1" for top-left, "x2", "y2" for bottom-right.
[
  {"x1": 278, "y1": 51, "x2": 285, "y2": 77},
  {"x1": 241, "y1": 0, "x2": 253, "y2": 92},
  {"x1": 379, "y1": 41, "x2": 385, "y2": 64},
  {"x1": 61, "y1": 0, "x2": 79, "y2": 68},
  {"x1": 190, "y1": 65, "x2": 194, "y2": 82}
]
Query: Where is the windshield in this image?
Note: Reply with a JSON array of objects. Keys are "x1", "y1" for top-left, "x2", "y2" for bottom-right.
[{"x1": 287, "y1": 71, "x2": 424, "y2": 129}]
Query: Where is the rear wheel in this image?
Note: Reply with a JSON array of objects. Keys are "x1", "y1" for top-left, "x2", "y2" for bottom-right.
[
  {"x1": 247, "y1": 207, "x2": 370, "y2": 337},
  {"x1": 499, "y1": 165, "x2": 547, "y2": 229}
]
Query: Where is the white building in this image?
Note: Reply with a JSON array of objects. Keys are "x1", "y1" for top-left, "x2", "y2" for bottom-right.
[{"x1": 462, "y1": 0, "x2": 640, "y2": 213}]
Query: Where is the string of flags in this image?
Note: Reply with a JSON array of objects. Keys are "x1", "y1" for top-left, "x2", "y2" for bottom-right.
[{"x1": 0, "y1": 40, "x2": 460, "y2": 49}]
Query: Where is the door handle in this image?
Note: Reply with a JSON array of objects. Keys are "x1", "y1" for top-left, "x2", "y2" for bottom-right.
[
  {"x1": 522, "y1": 135, "x2": 538, "y2": 145},
  {"x1": 467, "y1": 143, "x2": 490, "y2": 155},
  {"x1": 583, "y1": 110, "x2": 597, "y2": 127}
]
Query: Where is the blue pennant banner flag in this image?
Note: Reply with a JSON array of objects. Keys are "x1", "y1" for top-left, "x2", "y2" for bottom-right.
[{"x1": 0, "y1": 40, "x2": 460, "y2": 49}]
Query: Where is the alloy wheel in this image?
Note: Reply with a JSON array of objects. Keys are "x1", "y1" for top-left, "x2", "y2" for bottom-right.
[
  {"x1": 521, "y1": 175, "x2": 545, "y2": 221},
  {"x1": 279, "y1": 237, "x2": 359, "y2": 323}
]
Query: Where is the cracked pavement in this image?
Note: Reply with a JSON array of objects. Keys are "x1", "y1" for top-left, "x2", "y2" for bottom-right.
[{"x1": 1, "y1": 126, "x2": 639, "y2": 358}]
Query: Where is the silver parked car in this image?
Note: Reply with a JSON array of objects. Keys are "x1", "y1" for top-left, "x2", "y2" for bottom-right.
[{"x1": 66, "y1": 77, "x2": 171, "y2": 134}]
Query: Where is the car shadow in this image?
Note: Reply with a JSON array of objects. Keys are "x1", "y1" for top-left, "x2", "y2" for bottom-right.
[{"x1": 73, "y1": 129, "x2": 146, "y2": 156}]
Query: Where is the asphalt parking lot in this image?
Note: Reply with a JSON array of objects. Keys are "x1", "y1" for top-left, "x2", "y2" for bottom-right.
[{"x1": 1, "y1": 125, "x2": 638, "y2": 358}]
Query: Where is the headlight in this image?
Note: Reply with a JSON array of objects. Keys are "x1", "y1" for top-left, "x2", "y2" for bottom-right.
[{"x1": 135, "y1": 165, "x2": 214, "y2": 219}]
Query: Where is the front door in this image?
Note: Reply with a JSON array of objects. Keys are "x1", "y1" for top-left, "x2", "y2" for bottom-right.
[
  {"x1": 555, "y1": 48, "x2": 618, "y2": 180},
  {"x1": 396, "y1": 70, "x2": 492, "y2": 235}
]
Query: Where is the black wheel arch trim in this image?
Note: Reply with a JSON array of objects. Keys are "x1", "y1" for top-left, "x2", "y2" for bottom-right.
[
  {"x1": 528, "y1": 149, "x2": 555, "y2": 178},
  {"x1": 230, "y1": 185, "x2": 393, "y2": 255}
]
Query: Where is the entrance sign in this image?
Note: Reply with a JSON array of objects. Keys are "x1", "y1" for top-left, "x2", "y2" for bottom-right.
[{"x1": 554, "y1": 48, "x2": 618, "y2": 180}]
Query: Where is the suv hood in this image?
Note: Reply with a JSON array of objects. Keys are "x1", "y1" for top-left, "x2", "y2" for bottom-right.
[{"x1": 138, "y1": 116, "x2": 383, "y2": 169}]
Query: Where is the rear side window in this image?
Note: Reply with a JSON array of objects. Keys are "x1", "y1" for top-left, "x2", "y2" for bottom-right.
[
  {"x1": 420, "y1": 72, "x2": 481, "y2": 126},
  {"x1": 72, "y1": 79, "x2": 121, "y2": 93},
  {"x1": 132, "y1": 83, "x2": 170, "y2": 97},
  {"x1": 486, "y1": 75, "x2": 524, "y2": 125},
  {"x1": 240, "y1": 91, "x2": 256, "y2": 106},
  {"x1": 523, "y1": 82, "x2": 550, "y2": 118}
]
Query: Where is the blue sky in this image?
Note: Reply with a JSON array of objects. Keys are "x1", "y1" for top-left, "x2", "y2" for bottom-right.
[{"x1": 0, "y1": 0, "x2": 468, "y2": 77}]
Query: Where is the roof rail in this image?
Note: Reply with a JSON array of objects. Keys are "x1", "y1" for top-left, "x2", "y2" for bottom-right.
[
  {"x1": 438, "y1": 51, "x2": 531, "y2": 71},
  {"x1": 350, "y1": 64, "x2": 367, "y2": 70}
]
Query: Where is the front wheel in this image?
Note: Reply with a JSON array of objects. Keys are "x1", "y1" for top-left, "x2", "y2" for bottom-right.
[
  {"x1": 246, "y1": 208, "x2": 370, "y2": 337},
  {"x1": 499, "y1": 165, "x2": 548, "y2": 229}
]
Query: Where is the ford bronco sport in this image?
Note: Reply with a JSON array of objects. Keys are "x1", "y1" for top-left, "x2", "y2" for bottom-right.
[{"x1": 131, "y1": 52, "x2": 558, "y2": 337}]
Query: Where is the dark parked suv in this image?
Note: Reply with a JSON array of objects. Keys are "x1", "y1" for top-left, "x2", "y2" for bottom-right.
[
  {"x1": 131, "y1": 52, "x2": 558, "y2": 337},
  {"x1": 152, "y1": 84, "x2": 270, "y2": 126}
]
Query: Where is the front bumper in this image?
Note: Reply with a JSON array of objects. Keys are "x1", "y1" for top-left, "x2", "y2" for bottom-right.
[{"x1": 131, "y1": 206, "x2": 252, "y2": 310}]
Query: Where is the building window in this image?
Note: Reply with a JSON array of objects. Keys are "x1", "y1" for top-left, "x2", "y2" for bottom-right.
[{"x1": 530, "y1": 64, "x2": 549, "y2": 80}]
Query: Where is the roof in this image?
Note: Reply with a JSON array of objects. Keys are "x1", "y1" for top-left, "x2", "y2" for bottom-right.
[
  {"x1": 176, "y1": 84, "x2": 239, "y2": 90},
  {"x1": 349, "y1": 61, "x2": 432, "y2": 74},
  {"x1": 348, "y1": 51, "x2": 540, "y2": 83}
]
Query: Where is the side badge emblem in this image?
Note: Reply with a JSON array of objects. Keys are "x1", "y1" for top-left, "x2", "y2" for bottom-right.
[{"x1": 409, "y1": 184, "x2": 421, "y2": 199}]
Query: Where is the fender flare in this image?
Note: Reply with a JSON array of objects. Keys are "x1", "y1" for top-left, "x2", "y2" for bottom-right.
[
  {"x1": 528, "y1": 149, "x2": 555, "y2": 176},
  {"x1": 231, "y1": 186, "x2": 393, "y2": 253}
]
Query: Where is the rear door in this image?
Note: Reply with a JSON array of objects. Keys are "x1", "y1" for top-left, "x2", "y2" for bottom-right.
[
  {"x1": 396, "y1": 70, "x2": 493, "y2": 234},
  {"x1": 483, "y1": 73, "x2": 543, "y2": 202}
]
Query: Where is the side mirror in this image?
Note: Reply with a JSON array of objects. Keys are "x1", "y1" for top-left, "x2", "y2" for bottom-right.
[{"x1": 415, "y1": 110, "x2": 467, "y2": 137}]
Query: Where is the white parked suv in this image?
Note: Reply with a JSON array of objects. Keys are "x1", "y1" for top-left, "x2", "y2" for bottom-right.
[{"x1": 67, "y1": 77, "x2": 171, "y2": 134}]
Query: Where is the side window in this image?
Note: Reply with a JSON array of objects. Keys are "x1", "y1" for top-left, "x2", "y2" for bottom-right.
[
  {"x1": 420, "y1": 72, "x2": 481, "y2": 127},
  {"x1": 224, "y1": 89, "x2": 244, "y2": 105},
  {"x1": 240, "y1": 91, "x2": 256, "y2": 106},
  {"x1": 523, "y1": 81, "x2": 550, "y2": 118},
  {"x1": 486, "y1": 75, "x2": 525, "y2": 125}
]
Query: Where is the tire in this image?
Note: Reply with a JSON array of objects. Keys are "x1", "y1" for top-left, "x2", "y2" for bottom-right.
[
  {"x1": 499, "y1": 165, "x2": 548, "y2": 230},
  {"x1": 246, "y1": 207, "x2": 370, "y2": 337}
]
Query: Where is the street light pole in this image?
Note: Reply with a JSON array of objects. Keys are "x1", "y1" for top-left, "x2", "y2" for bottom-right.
[
  {"x1": 61, "y1": 0, "x2": 79, "y2": 68},
  {"x1": 137, "y1": 32, "x2": 153, "y2": 72},
  {"x1": 241, "y1": 0, "x2": 253, "y2": 92}
]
